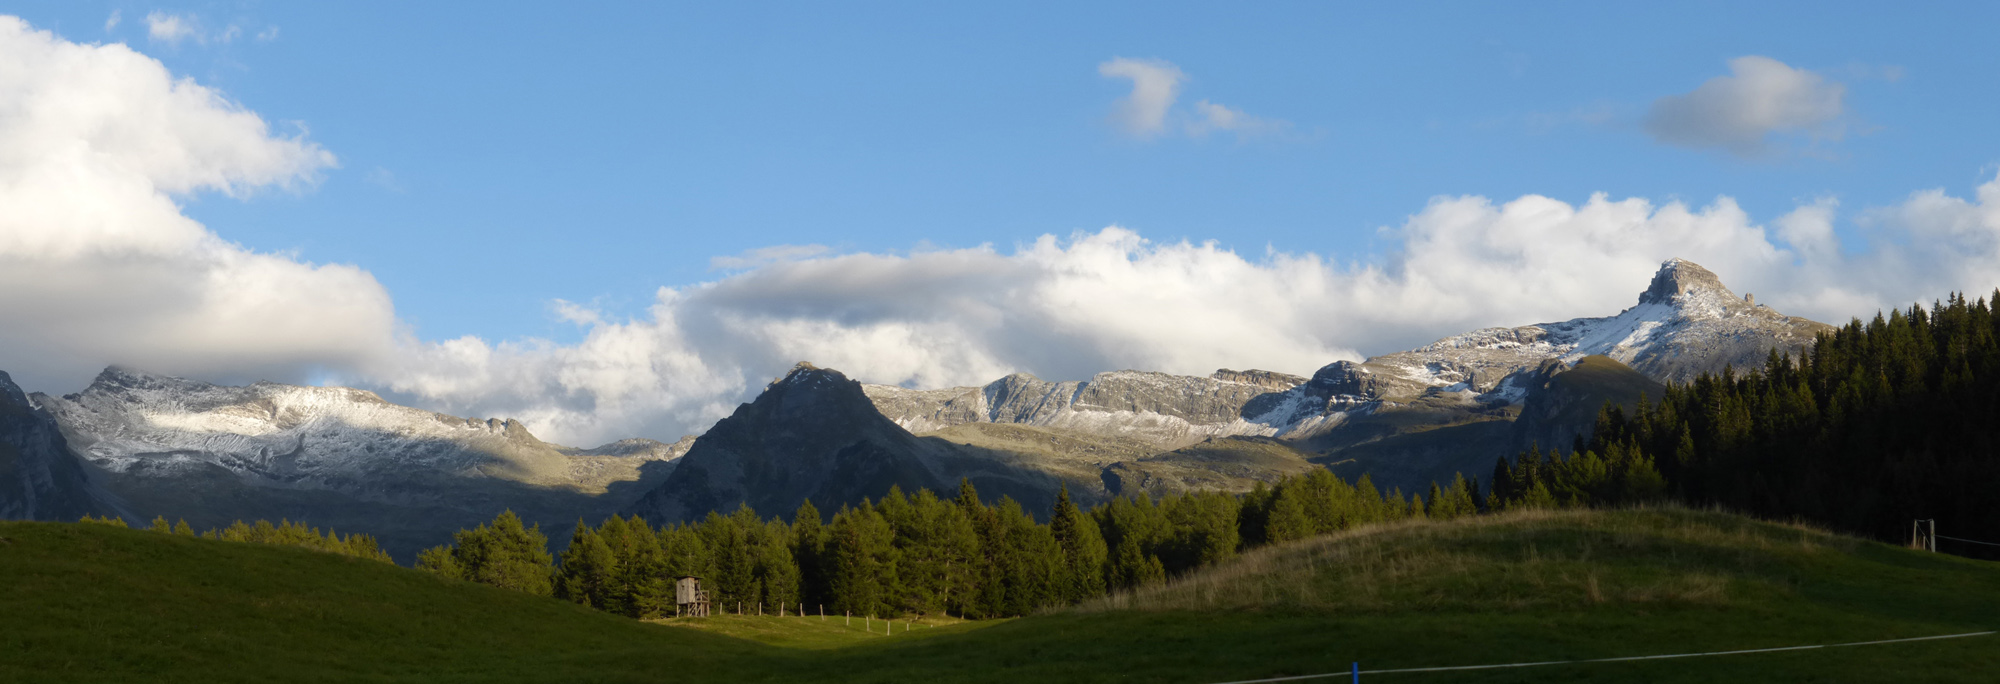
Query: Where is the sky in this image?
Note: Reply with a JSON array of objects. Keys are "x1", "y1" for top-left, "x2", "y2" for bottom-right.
[{"x1": 3, "y1": 2, "x2": 1999, "y2": 446}]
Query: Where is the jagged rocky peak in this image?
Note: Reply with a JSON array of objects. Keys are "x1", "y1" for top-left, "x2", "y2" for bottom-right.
[
  {"x1": 0, "y1": 369, "x2": 29, "y2": 406},
  {"x1": 771, "y1": 361, "x2": 847, "y2": 388},
  {"x1": 1639, "y1": 258, "x2": 1736, "y2": 306}
]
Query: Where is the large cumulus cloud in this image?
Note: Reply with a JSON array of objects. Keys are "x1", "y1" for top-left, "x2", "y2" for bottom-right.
[{"x1": 0, "y1": 17, "x2": 392, "y2": 394}]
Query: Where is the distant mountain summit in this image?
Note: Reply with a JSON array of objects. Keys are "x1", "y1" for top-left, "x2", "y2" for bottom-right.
[
  {"x1": 1352, "y1": 258, "x2": 1833, "y2": 393},
  {"x1": 624, "y1": 363, "x2": 1078, "y2": 523},
  {"x1": 624, "y1": 362, "x2": 947, "y2": 522}
]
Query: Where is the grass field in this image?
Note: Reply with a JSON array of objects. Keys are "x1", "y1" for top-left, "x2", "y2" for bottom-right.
[{"x1": 3, "y1": 507, "x2": 1996, "y2": 683}]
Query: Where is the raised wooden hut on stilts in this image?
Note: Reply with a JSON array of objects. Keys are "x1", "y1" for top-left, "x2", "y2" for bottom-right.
[{"x1": 674, "y1": 576, "x2": 710, "y2": 618}]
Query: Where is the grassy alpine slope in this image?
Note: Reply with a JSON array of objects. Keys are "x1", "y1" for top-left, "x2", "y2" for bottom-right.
[{"x1": 4, "y1": 507, "x2": 1997, "y2": 683}]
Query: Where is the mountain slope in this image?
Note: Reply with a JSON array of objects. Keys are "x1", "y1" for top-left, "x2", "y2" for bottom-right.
[
  {"x1": 0, "y1": 371, "x2": 110, "y2": 521},
  {"x1": 1509, "y1": 354, "x2": 1667, "y2": 453},
  {"x1": 29, "y1": 367, "x2": 690, "y2": 557},
  {"x1": 0, "y1": 520, "x2": 760, "y2": 683}
]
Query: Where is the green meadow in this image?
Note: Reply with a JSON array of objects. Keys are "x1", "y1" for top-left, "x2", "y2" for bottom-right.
[{"x1": 4, "y1": 507, "x2": 1996, "y2": 683}]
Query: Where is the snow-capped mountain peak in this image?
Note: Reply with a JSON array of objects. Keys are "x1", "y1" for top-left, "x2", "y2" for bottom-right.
[{"x1": 34, "y1": 367, "x2": 689, "y2": 498}]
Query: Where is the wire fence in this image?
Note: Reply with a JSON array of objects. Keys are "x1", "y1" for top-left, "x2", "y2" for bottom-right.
[
  {"x1": 1936, "y1": 534, "x2": 2000, "y2": 548},
  {"x1": 1203, "y1": 631, "x2": 1997, "y2": 684}
]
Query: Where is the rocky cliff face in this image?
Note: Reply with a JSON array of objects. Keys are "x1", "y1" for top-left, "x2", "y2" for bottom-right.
[
  {"x1": 865, "y1": 368, "x2": 1316, "y2": 451},
  {"x1": 30, "y1": 367, "x2": 690, "y2": 558},
  {"x1": 0, "y1": 371, "x2": 109, "y2": 521}
]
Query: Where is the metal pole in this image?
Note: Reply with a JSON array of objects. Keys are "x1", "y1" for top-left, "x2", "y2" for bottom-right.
[{"x1": 1351, "y1": 661, "x2": 1359, "y2": 682}]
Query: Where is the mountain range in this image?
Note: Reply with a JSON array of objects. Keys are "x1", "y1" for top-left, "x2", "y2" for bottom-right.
[{"x1": 0, "y1": 259, "x2": 1832, "y2": 558}]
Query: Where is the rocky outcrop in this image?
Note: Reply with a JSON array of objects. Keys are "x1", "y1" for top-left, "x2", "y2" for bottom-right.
[{"x1": 0, "y1": 371, "x2": 108, "y2": 520}]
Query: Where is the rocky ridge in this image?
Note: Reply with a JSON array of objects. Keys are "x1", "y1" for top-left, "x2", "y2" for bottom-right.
[
  {"x1": 864, "y1": 259, "x2": 1831, "y2": 446},
  {"x1": 23, "y1": 366, "x2": 693, "y2": 558},
  {"x1": 36, "y1": 367, "x2": 688, "y2": 500}
]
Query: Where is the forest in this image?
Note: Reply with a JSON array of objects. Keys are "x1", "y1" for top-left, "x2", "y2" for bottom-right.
[
  {"x1": 413, "y1": 473, "x2": 1480, "y2": 621},
  {"x1": 1492, "y1": 291, "x2": 2000, "y2": 559},
  {"x1": 80, "y1": 514, "x2": 394, "y2": 562}
]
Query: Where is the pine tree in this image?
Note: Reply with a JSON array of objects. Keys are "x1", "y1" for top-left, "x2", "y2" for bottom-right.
[
  {"x1": 1048, "y1": 486, "x2": 1107, "y2": 603},
  {"x1": 1263, "y1": 486, "x2": 1311, "y2": 544},
  {"x1": 556, "y1": 520, "x2": 617, "y2": 608}
]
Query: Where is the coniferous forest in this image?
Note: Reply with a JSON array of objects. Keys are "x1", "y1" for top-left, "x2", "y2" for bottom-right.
[
  {"x1": 414, "y1": 473, "x2": 1480, "y2": 621},
  {"x1": 1493, "y1": 292, "x2": 2000, "y2": 559}
]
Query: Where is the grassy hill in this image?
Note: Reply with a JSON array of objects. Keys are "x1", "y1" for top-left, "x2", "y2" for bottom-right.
[{"x1": 5, "y1": 507, "x2": 1997, "y2": 683}]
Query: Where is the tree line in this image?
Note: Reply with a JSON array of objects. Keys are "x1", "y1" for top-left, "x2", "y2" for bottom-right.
[
  {"x1": 1495, "y1": 291, "x2": 2000, "y2": 559},
  {"x1": 79, "y1": 513, "x2": 393, "y2": 562},
  {"x1": 415, "y1": 472, "x2": 1484, "y2": 620}
]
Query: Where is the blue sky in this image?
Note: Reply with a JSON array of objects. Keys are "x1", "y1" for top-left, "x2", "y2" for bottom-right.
[
  {"x1": 17, "y1": 1, "x2": 1997, "y2": 342},
  {"x1": 5, "y1": 3, "x2": 2000, "y2": 444}
]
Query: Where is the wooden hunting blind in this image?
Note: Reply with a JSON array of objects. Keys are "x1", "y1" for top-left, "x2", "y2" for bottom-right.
[{"x1": 675, "y1": 576, "x2": 710, "y2": 617}]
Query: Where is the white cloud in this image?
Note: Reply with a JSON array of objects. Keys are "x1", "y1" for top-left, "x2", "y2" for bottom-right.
[
  {"x1": 8, "y1": 15, "x2": 2000, "y2": 450},
  {"x1": 256, "y1": 26, "x2": 280, "y2": 43},
  {"x1": 1098, "y1": 57, "x2": 1184, "y2": 137},
  {"x1": 143, "y1": 12, "x2": 246, "y2": 46},
  {"x1": 1098, "y1": 57, "x2": 1293, "y2": 142},
  {"x1": 145, "y1": 11, "x2": 200, "y2": 46},
  {"x1": 0, "y1": 17, "x2": 376, "y2": 394},
  {"x1": 1644, "y1": 56, "x2": 1846, "y2": 156},
  {"x1": 1187, "y1": 99, "x2": 1290, "y2": 138},
  {"x1": 104, "y1": 10, "x2": 120, "y2": 32}
]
